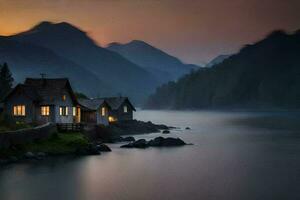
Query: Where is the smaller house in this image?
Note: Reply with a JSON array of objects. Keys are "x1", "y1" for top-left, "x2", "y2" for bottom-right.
[
  {"x1": 2, "y1": 78, "x2": 81, "y2": 124},
  {"x1": 79, "y1": 97, "x2": 136, "y2": 125}
]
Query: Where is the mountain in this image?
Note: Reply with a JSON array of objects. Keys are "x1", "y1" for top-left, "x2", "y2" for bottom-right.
[
  {"x1": 206, "y1": 54, "x2": 230, "y2": 67},
  {"x1": 8, "y1": 21, "x2": 158, "y2": 103},
  {"x1": 0, "y1": 36, "x2": 110, "y2": 96},
  {"x1": 107, "y1": 40, "x2": 199, "y2": 84},
  {"x1": 145, "y1": 30, "x2": 300, "y2": 109}
]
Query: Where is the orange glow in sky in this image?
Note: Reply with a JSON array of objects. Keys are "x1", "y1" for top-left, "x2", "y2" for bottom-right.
[{"x1": 0, "y1": 0, "x2": 299, "y2": 64}]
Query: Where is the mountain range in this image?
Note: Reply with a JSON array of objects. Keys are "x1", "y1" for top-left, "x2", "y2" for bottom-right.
[
  {"x1": 0, "y1": 21, "x2": 197, "y2": 103},
  {"x1": 145, "y1": 30, "x2": 300, "y2": 109},
  {"x1": 107, "y1": 40, "x2": 198, "y2": 84}
]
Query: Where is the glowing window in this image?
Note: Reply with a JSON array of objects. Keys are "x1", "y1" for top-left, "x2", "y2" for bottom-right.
[
  {"x1": 108, "y1": 116, "x2": 116, "y2": 122},
  {"x1": 123, "y1": 105, "x2": 128, "y2": 113},
  {"x1": 62, "y1": 95, "x2": 66, "y2": 101},
  {"x1": 41, "y1": 106, "x2": 50, "y2": 116},
  {"x1": 60, "y1": 106, "x2": 68, "y2": 116},
  {"x1": 13, "y1": 105, "x2": 25, "y2": 116},
  {"x1": 101, "y1": 107, "x2": 106, "y2": 116},
  {"x1": 73, "y1": 107, "x2": 76, "y2": 116}
]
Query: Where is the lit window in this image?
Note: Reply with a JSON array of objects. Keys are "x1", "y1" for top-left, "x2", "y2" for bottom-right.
[
  {"x1": 124, "y1": 105, "x2": 128, "y2": 113},
  {"x1": 108, "y1": 116, "x2": 116, "y2": 122},
  {"x1": 13, "y1": 105, "x2": 26, "y2": 116},
  {"x1": 101, "y1": 107, "x2": 106, "y2": 116},
  {"x1": 60, "y1": 106, "x2": 68, "y2": 116},
  {"x1": 41, "y1": 106, "x2": 50, "y2": 116},
  {"x1": 62, "y1": 95, "x2": 66, "y2": 101},
  {"x1": 73, "y1": 107, "x2": 76, "y2": 116}
]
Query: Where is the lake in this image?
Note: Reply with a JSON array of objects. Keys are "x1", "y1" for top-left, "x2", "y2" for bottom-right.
[{"x1": 0, "y1": 110, "x2": 300, "y2": 200}]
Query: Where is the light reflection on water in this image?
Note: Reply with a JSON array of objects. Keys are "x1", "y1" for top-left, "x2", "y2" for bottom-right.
[{"x1": 0, "y1": 110, "x2": 300, "y2": 200}]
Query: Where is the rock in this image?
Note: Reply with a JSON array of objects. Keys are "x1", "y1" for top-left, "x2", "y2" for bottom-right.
[
  {"x1": 37, "y1": 152, "x2": 46, "y2": 157},
  {"x1": 160, "y1": 137, "x2": 186, "y2": 146},
  {"x1": 148, "y1": 137, "x2": 186, "y2": 147},
  {"x1": 122, "y1": 136, "x2": 135, "y2": 142},
  {"x1": 120, "y1": 143, "x2": 134, "y2": 148},
  {"x1": 121, "y1": 139, "x2": 148, "y2": 148},
  {"x1": 122, "y1": 137, "x2": 187, "y2": 148},
  {"x1": 185, "y1": 127, "x2": 191, "y2": 130},
  {"x1": 162, "y1": 130, "x2": 170, "y2": 134},
  {"x1": 148, "y1": 137, "x2": 164, "y2": 146},
  {"x1": 96, "y1": 144, "x2": 112, "y2": 152},
  {"x1": 25, "y1": 151, "x2": 35, "y2": 159},
  {"x1": 76, "y1": 145, "x2": 101, "y2": 155},
  {"x1": 133, "y1": 139, "x2": 148, "y2": 148}
]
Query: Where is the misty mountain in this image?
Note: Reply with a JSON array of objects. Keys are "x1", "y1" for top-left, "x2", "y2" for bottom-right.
[
  {"x1": 145, "y1": 30, "x2": 300, "y2": 109},
  {"x1": 0, "y1": 37, "x2": 110, "y2": 96},
  {"x1": 107, "y1": 40, "x2": 199, "y2": 83},
  {"x1": 206, "y1": 54, "x2": 230, "y2": 67},
  {"x1": 8, "y1": 21, "x2": 158, "y2": 102}
]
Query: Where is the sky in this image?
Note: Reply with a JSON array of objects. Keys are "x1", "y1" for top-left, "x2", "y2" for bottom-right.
[{"x1": 0, "y1": 0, "x2": 300, "y2": 65}]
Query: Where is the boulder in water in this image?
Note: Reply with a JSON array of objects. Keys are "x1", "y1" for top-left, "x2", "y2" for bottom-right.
[{"x1": 96, "y1": 144, "x2": 112, "y2": 152}]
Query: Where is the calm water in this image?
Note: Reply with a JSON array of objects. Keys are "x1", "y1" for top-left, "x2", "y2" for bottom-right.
[{"x1": 0, "y1": 110, "x2": 300, "y2": 200}]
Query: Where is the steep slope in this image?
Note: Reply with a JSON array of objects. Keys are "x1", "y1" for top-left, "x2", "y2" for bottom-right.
[
  {"x1": 206, "y1": 55, "x2": 231, "y2": 67},
  {"x1": 107, "y1": 40, "x2": 198, "y2": 83},
  {"x1": 9, "y1": 21, "x2": 158, "y2": 102},
  {"x1": 145, "y1": 30, "x2": 300, "y2": 109},
  {"x1": 0, "y1": 37, "x2": 110, "y2": 96}
]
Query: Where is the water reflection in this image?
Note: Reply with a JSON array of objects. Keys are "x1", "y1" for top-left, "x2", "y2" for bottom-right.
[{"x1": 0, "y1": 110, "x2": 299, "y2": 200}]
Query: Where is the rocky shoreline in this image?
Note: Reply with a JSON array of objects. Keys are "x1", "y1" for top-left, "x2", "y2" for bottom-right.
[{"x1": 0, "y1": 120, "x2": 189, "y2": 165}]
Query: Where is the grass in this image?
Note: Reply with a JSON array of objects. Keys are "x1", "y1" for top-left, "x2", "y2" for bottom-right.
[
  {"x1": 0, "y1": 132, "x2": 89, "y2": 158},
  {"x1": 0, "y1": 113, "x2": 33, "y2": 132}
]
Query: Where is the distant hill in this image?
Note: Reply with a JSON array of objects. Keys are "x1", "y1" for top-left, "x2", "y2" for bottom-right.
[
  {"x1": 206, "y1": 54, "x2": 231, "y2": 67},
  {"x1": 107, "y1": 40, "x2": 199, "y2": 84},
  {"x1": 145, "y1": 30, "x2": 300, "y2": 109},
  {"x1": 0, "y1": 37, "x2": 110, "y2": 96},
  {"x1": 7, "y1": 21, "x2": 158, "y2": 103}
]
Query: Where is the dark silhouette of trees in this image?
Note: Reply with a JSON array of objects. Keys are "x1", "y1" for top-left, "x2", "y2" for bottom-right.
[
  {"x1": 0, "y1": 63, "x2": 14, "y2": 100},
  {"x1": 145, "y1": 30, "x2": 300, "y2": 109}
]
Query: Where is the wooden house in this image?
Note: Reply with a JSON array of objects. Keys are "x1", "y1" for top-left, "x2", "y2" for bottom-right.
[
  {"x1": 79, "y1": 97, "x2": 136, "y2": 125},
  {"x1": 2, "y1": 78, "x2": 81, "y2": 124}
]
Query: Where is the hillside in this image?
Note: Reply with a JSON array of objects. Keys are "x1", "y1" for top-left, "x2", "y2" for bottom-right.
[
  {"x1": 0, "y1": 37, "x2": 110, "y2": 96},
  {"x1": 7, "y1": 21, "x2": 158, "y2": 103},
  {"x1": 107, "y1": 40, "x2": 198, "y2": 84},
  {"x1": 145, "y1": 30, "x2": 300, "y2": 109},
  {"x1": 206, "y1": 55, "x2": 230, "y2": 67}
]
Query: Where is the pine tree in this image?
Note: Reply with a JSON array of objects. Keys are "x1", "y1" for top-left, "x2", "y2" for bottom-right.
[{"x1": 0, "y1": 63, "x2": 14, "y2": 100}]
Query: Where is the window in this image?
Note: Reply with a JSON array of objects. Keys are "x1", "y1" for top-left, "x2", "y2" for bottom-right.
[
  {"x1": 59, "y1": 106, "x2": 68, "y2": 116},
  {"x1": 41, "y1": 106, "x2": 50, "y2": 116},
  {"x1": 123, "y1": 105, "x2": 128, "y2": 113},
  {"x1": 73, "y1": 107, "x2": 76, "y2": 116},
  {"x1": 62, "y1": 95, "x2": 66, "y2": 101},
  {"x1": 101, "y1": 107, "x2": 106, "y2": 116},
  {"x1": 13, "y1": 105, "x2": 26, "y2": 116},
  {"x1": 108, "y1": 116, "x2": 116, "y2": 122}
]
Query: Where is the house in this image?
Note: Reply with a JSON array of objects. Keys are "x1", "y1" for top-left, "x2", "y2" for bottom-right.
[
  {"x1": 79, "y1": 97, "x2": 136, "y2": 125},
  {"x1": 2, "y1": 78, "x2": 81, "y2": 124}
]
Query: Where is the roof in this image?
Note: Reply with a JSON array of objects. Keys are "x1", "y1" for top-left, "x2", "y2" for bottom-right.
[
  {"x1": 4, "y1": 78, "x2": 78, "y2": 104},
  {"x1": 99, "y1": 97, "x2": 136, "y2": 111},
  {"x1": 78, "y1": 97, "x2": 136, "y2": 111},
  {"x1": 78, "y1": 98, "x2": 108, "y2": 110}
]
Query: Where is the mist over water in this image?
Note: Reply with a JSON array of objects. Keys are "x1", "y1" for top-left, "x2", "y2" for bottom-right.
[{"x1": 0, "y1": 110, "x2": 300, "y2": 200}]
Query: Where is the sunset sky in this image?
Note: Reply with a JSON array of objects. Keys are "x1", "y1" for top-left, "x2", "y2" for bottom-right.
[{"x1": 0, "y1": 0, "x2": 299, "y2": 65}]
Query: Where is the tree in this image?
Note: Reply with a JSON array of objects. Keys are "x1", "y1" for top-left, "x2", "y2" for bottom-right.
[{"x1": 0, "y1": 63, "x2": 14, "y2": 100}]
